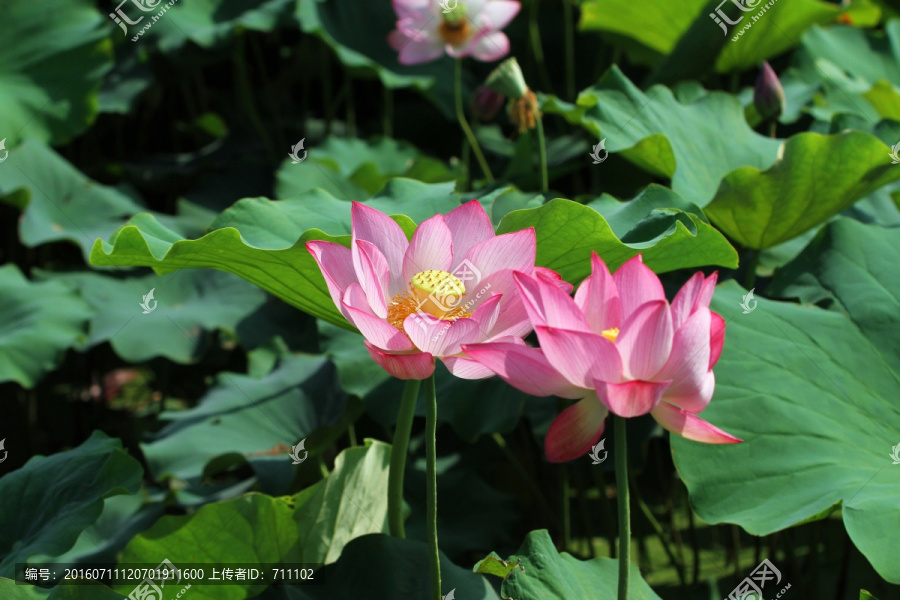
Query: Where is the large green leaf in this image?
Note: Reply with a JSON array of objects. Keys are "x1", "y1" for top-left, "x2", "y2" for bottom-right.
[
  {"x1": 142, "y1": 354, "x2": 346, "y2": 495},
  {"x1": 704, "y1": 131, "x2": 900, "y2": 249},
  {"x1": 672, "y1": 220, "x2": 900, "y2": 583},
  {"x1": 89, "y1": 180, "x2": 460, "y2": 329},
  {"x1": 0, "y1": 0, "x2": 111, "y2": 146},
  {"x1": 117, "y1": 442, "x2": 392, "y2": 600},
  {"x1": 496, "y1": 193, "x2": 738, "y2": 285},
  {"x1": 0, "y1": 432, "x2": 143, "y2": 577},
  {"x1": 275, "y1": 137, "x2": 453, "y2": 200},
  {"x1": 254, "y1": 533, "x2": 501, "y2": 600},
  {"x1": 542, "y1": 67, "x2": 780, "y2": 206},
  {"x1": 0, "y1": 265, "x2": 92, "y2": 387},
  {"x1": 475, "y1": 530, "x2": 661, "y2": 599},
  {"x1": 38, "y1": 269, "x2": 266, "y2": 363},
  {"x1": 296, "y1": 0, "x2": 456, "y2": 117}
]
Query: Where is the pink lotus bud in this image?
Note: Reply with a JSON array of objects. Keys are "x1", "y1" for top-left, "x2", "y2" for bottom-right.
[
  {"x1": 471, "y1": 86, "x2": 505, "y2": 121},
  {"x1": 754, "y1": 62, "x2": 785, "y2": 121}
]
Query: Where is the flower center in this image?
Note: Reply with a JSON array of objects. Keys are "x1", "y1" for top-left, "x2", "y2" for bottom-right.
[
  {"x1": 386, "y1": 270, "x2": 469, "y2": 331},
  {"x1": 439, "y1": 4, "x2": 471, "y2": 46},
  {"x1": 602, "y1": 327, "x2": 619, "y2": 343}
]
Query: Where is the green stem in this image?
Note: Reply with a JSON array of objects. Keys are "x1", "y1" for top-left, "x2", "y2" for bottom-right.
[
  {"x1": 614, "y1": 416, "x2": 630, "y2": 600},
  {"x1": 454, "y1": 59, "x2": 494, "y2": 184},
  {"x1": 384, "y1": 86, "x2": 393, "y2": 137},
  {"x1": 425, "y1": 373, "x2": 442, "y2": 600},
  {"x1": 535, "y1": 116, "x2": 549, "y2": 192},
  {"x1": 388, "y1": 378, "x2": 421, "y2": 538},
  {"x1": 560, "y1": 464, "x2": 571, "y2": 552}
]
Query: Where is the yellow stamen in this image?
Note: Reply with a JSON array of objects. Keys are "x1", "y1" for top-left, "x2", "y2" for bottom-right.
[
  {"x1": 386, "y1": 271, "x2": 470, "y2": 332},
  {"x1": 438, "y1": 19, "x2": 471, "y2": 46},
  {"x1": 602, "y1": 327, "x2": 619, "y2": 343}
]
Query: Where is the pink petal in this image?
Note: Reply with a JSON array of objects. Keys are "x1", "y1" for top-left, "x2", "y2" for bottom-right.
[
  {"x1": 461, "y1": 342, "x2": 585, "y2": 399},
  {"x1": 574, "y1": 252, "x2": 622, "y2": 334},
  {"x1": 392, "y1": 0, "x2": 431, "y2": 20},
  {"x1": 444, "y1": 200, "x2": 496, "y2": 262},
  {"x1": 306, "y1": 240, "x2": 358, "y2": 320},
  {"x1": 664, "y1": 370, "x2": 715, "y2": 414},
  {"x1": 398, "y1": 38, "x2": 445, "y2": 65},
  {"x1": 612, "y1": 254, "x2": 665, "y2": 321},
  {"x1": 616, "y1": 300, "x2": 674, "y2": 380},
  {"x1": 468, "y1": 31, "x2": 511, "y2": 62},
  {"x1": 514, "y1": 271, "x2": 588, "y2": 331},
  {"x1": 441, "y1": 355, "x2": 496, "y2": 379},
  {"x1": 651, "y1": 402, "x2": 742, "y2": 444},
  {"x1": 351, "y1": 202, "x2": 409, "y2": 292},
  {"x1": 462, "y1": 227, "x2": 536, "y2": 281},
  {"x1": 467, "y1": 292, "x2": 503, "y2": 336},
  {"x1": 535, "y1": 267, "x2": 574, "y2": 294},
  {"x1": 355, "y1": 240, "x2": 390, "y2": 319},
  {"x1": 365, "y1": 341, "x2": 435, "y2": 380},
  {"x1": 596, "y1": 379, "x2": 669, "y2": 418},
  {"x1": 671, "y1": 271, "x2": 718, "y2": 328},
  {"x1": 342, "y1": 284, "x2": 414, "y2": 352},
  {"x1": 404, "y1": 313, "x2": 481, "y2": 357},
  {"x1": 535, "y1": 326, "x2": 622, "y2": 388},
  {"x1": 479, "y1": 0, "x2": 521, "y2": 29},
  {"x1": 655, "y1": 307, "x2": 711, "y2": 398},
  {"x1": 402, "y1": 214, "x2": 453, "y2": 284},
  {"x1": 545, "y1": 395, "x2": 608, "y2": 463},
  {"x1": 710, "y1": 311, "x2": 725, "y2": 369}
]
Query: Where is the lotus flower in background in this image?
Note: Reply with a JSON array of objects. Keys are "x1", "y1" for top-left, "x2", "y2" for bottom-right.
[
  {"x1": 307, "y1": 200, "x2": 566, "y2": 380},
  {"x1": 388, "y1": 0, "x2": 521, "y2": 65},
  {"x1": 464, "y1": 253, "x2": 741, "y2": 462}
]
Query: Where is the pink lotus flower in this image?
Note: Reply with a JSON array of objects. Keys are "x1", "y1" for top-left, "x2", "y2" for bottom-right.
[
  {"x1": 463, "y1": 253, "x2": 741, "y2": 462},
  {"x1": 388, "y1": 0, "x2": 521, "y2": 65},
  {"x1": 307, "y1": 200, "x2": 565, "y2": 381}
]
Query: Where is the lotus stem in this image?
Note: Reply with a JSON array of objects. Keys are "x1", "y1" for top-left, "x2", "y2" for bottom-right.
[
  {"x1": 388, "y1": 378, "x2": 421, "y2": 538},
  {"x1": 614, "y1": 415, "x2": 630, "y2": 600},
  {"x1": 454, "y1": 59, "x2": 494, "y2": 184},
  {"x1": 425, "y1": 373, "x2": 442, "y2": 600}
]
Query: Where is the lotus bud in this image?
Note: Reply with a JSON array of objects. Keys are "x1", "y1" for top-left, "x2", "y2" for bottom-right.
[
  {"x1": 485, "y1": 57, "x2": 528, "y2": 99},
  {"x1": 754, "y1": 62, "x2": 785, "y2": 121}
]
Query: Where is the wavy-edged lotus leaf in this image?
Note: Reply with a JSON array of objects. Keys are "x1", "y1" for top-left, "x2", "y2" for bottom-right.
[
  {"x1": 0, "y1": 0, "x2": 112, "y2": 146},
  {"x1": 497, "y1": 193, "x2": 738, "y2": 285},
  {"x1": 0, "y1": 264, "x2": 92, "y2": 387},
  {"x1": 705, "y1": 131, "x2": 900, "y2": 249},
  {"x1": 0, "y1": 432, "x2": 143, "y2": 577},
  {"x1": 117, "y1": 442, "x2": 392, "y2": 600},
  {"x1": 475, "y1": 530, "x2": 661, "y2": 599},
  {"x1": 275, "y1": 137, "x2": 453, "y2": 200},
  {"x1": 541, "y1": 67, "x2": 780, "y2": 205},
  {"x1": 38, "y1": 269, "x2": 266, "y2": 363},
  {"x1": 673, "y1": 221, "x2": 900, "y2": 583},
  {"x1": 141, "y1": 353, "x2": 345, "y2": 495}
]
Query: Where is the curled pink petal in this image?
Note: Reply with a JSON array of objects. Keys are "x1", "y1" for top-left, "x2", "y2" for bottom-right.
[
  {"x1": 402, "y1": 213, "x2": 453, "y2": 283},
  {"x1": 355, "y1": 240, "x2": 391, "y2": 319},
  {"x1": 710, "y1": 311, "x2": 725, "y2": 369},
  {"x1": 616, "y1": 300, "x2": 674, "y2": 380},
  {"x1": 444, "y1": 200, "x2": 496, "y2": 261},
  {"x1": 463, "y1": 228, "x2": 536, "y2": 281},
  {"x1": 671, "y1": 271, "x2": 718, "y2": 328},
  {"x1": 535, "y1": 326, "x2": 622, "y2": 388},
  {"x1": 404, "y1": 313, "x2": 481, "y2": 357},
  {"x1": 351, "y1": 202, "x2": 409, "y2": 292},
  {"x1": 535, "y1": 267, "x2": 574, "y2": 294},
  {"x1": 596, "y1": 379, "x2": 669, "y2": 418},
  {"x1": 665, "y1": 370, "x2": 715, "y2": 414},
  {"x1": 574, "y1": 252, "x2": 622, "y2": 334},
  {"x1": 441, "y1": 355, "x2": 496, "y2": 379},
  {"x1": 651, "y1": 402, "x2": 742, "y2": 444},
  {"x1": 612, "y1": 254, "x2": 665, "y2": 321},
  {"x1": 342, "y1": 284, "x2": 414, "y2": 352},
  {"x1": 514, "y1": 271, "x2": 589, "y2": 331},
  {"x1": 468, "y1": 31, "x2": 511, "y2": 62},
  {"x1": 545, "y1": 395, "x2": 608, "y2": 463},
  {"x1": 365, "y1": 341, "x2": 435, "y2": 380},
  {"x1": 480, "y1": 0, "x2": 522, "y2": 29},
  {"x1": 306, "y1": 241, "x2": 357, "y2": 319},
  {"x1": 655, "y1": 306, "x2": 711, "y2": 397},
  {"x1": 461, "y1": 342, "x2": 584, "y2": 399}
]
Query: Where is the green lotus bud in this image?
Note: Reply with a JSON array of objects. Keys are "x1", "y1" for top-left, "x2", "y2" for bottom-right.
[
  {"x1": 485, "y1": 57, "x2": 528, "y2": 99},
  {"x1": 754, "y1": 62, "x2": 785, "y2": 121}
]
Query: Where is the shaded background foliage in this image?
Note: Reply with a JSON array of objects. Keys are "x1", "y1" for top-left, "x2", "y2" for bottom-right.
[{"x1": 1, "y1": 0, "x2": 899, "y2": 598}]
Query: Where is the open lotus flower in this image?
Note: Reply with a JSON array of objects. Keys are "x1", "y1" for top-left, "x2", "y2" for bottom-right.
[
  {"x1": 463, "y1": 253, "x2": 741, "y2": 462},
  {"x1": 388, "y1": 0, "x2": 521, "y2": 65},
  {"x1": 307, "y1": 201, "x2": 566, "y2": 381}
]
